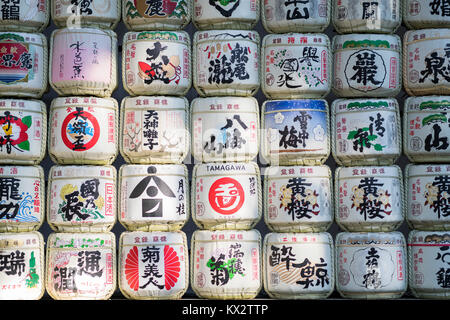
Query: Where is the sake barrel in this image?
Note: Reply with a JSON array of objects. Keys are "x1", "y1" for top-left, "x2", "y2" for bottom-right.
[
  {"x1": 408, "y1": 230, "x2": 450, "y2": 299},
  {"x1": 0, "y1": 99, "x2": 46, "y2": 165},
  {"x1": 190, "y1": 229, "x2": 262, "y2": 299},
  {"x1": 261, "y1": 33, "x2": 331, "y2": 99},
  {"x1": 0, "y1": 166, "x2": 44, "y2": 233},
  {"x1": 0, "y1": 231, "x2": 45, "y2": 300},
  {"x1": 336, "y1": 231, "x2": 407, "y2": 299},
  {"x1": 263, "y1": 232, "x2": 334, "y2": 299},
  {"x1": 52, "y1": 0, "x2": 120, "y2": 29},
  {"x1": 49, "y1": 96, "x2": 118, "y2": 165},
  {"x1": 49, "y1": 27, "x2": 117, "y2": 97},
  {"x1": 123, "y1": 0, "x2": 191, "y2": 31},
  {"x1": 332, "y1": 33, "x2": 402, "y2": 97},
  {"x1": 335, "y1": 165, "x2": 404, "y2": 232},
  {"x1": 192, "y1": 0, "x2": 259, "y2": 30},
  {"x1": 406, "y1": 164, "x2": 450, "y2": 231},
  {"x1": 46, "y1": 232, "x2": 116, "y2": 300},
  {"x1": 332, "y1": 0, "x2": 401, "y2": 34},
  {"x1": 404, "y1": 96, "x2": 450, "y2": 163},
  {"x1": 0, "y1": 0, "x2": 49, "y2": 32},
  {"x1": 261, "y1": 0, "x2": 330, "y2": 33},
  {"x1": 119, "y1": 231, "x2": 188, "y2": 299},
  {"x1": 192, "y1": 162, "x2": 261, "y2": 230},
  {"x1": 120, "y1": 96, "x2": 189, "y2": 164},
  {"x1": 0, "y1": 32, "x2": 47, "y2": 99},
  {"x1": 404, "y1": 0, "x2": 450, "y2": 29},
  {"x1": 47, "y1": 165, "x2": 117, "y2": 233},
  {"x1": 263, "y1": 165, "x2": 333, "y2": 233},
  {"x1": 403, "y1": 29, "x2": 450, "y2": 96},
  {"x1": 193, "y1": 30, "x2": 260, "y2": 97},
  {"x1": 119, "y1": 164, "x2": 189, "y2": 232},
  {"x1": 191, "y1": 96, "x2": 259, "y2": 163},
  {"x1": 261, "y1": 99, "x2": 330, "y2": 166},
  {"x1": 122, "y1": 31, "x2": 191, "y2": 97},
  {"x1": 331, "y1": 98, "x2": 401, "y2": 166}
]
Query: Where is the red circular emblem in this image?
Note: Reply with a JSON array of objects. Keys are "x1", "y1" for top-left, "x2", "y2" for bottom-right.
[
  {"x1": 208, "y1": 177, "x2": 245, "y2": 215},
  {"x1": 61, "y1": 108, "x2": 100, "y2": 152}
]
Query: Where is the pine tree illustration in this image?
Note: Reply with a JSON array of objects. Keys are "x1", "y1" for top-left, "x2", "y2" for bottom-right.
[
  {"x1": 126, "y1": 1, "x2": 140, "y2": 19},
  {"x1": 169, "y1": 0, "x2": 187, "y2": 18}
]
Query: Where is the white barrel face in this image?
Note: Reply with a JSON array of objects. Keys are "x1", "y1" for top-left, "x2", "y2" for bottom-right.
[
  {"x1": 0, "y1": 99, "x2": 46, "y2": 164},
  {"x1": 49, "y1": 97, "x2": 118, "y2": 165},
  {"x1": 404, "y1": 29, "x2": 450, "y2": 96},
  {"x1": 332, "y1": 0, "x2": 401, "y2": 33},
  {"x1": 123, "y1": 0, "x2": 191, "y2": 31},
  {"x1": 333, "y1": 34, "x2": 401, "y2": 97},
  {"x1": 336, "y1": 232, "x2": 407, "y2": 298},
  {"x1": 123, "y1": 31, "x2": 191, "y2": 96},
  {"x1": 335, "y1": 166, "x2": 404, "y2": 232},
  {"x1": 121, "y1": 96, "x2": 189, "y2": 164},
  {"x1": 192, "y1": 162, "x2": 261, "y2": 230},
  {"x1": 52, "y1": 0, "x2": 120, "y2": 28},
  {"x1": 263, "y1": 232, "x2": 334, "y2": 299},
  {"x1": 0, "y1": 166, "x2": 44, "y2": 232},
  {"x1": 332, "y1": 98, "x2": 401, "y2": 166},
  {"x1": 0, "y1": 232, "x2": 45, "y2": 300},
  {"x1": 261, "y1": 33, "x2": 331, "y2": 99},
  {"x1": 193, "y1": 0, "x2": 259, "y2": 29},
  {"x1": 0, "y1": 32, "x2": 47, "y2": 99},
  {"x1": 119, "y1": 164, "x2": 188, "y2": 231},
  {"x1": 50, "y1": 28, "x2": 117, "y2": 97},
  {"x1": 191, "y1": 229, "x2": 262, "y2": 299},
  {"x1": 46, "y1": 232, "x2": 116, "y2": 300},
  {"x1": 406, "y1": 164, "x2": 450, "y2": 230},
  {"x1": 0, "y1": 0, "x2": 48, "y2": 32},
  {"x1": 408, "y1": 231, "x2": 450, "y2": 298},
  {"x1": 264, "y1": 166, "x2": 333, "y2": 233},
  {"x1": 262, "y1": 0, "x2": 330, "y2": 33},
  {"x1": 194, "y1": 30, "x2": 260, "y2": 97},
  {"x1": 119, "y1": 231, "x2": 188, "y2": 299},
  {"x1": 262, "y1": 99, "x2": 329, "y2": 166},
  {"x1": 191, "y1": 97, "x2": 259, "y2": 163},
  {"x1": 404, "y1": 0, "x2": 450, "y2": 29},
  {"x1": 404, "y1": 96, "x2": 450, "y2": 163},
  {"x1": 48, "y1": 165, "x2": 117, "y2": 232}
]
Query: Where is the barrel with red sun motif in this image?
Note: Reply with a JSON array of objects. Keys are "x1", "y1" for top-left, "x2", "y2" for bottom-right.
[
  {"x1": 263, "y1": 165, "x2": 333, "y2": 233},
  {"x1": 190, "y1": 229, "x2": 262, "y2": 299},
  {"x1": 49, "y1": 27, "x2": 117, "y2": 97},
  {"x1": 263, "y1": 232, "x2": 335, "y2": 299},
  {"x1": 193, "y1": 30, "x2": 260, "y2": 97},
  {"x1": 0, "y1": 0, "x2": 48, "y2": 32},
  {"x1": 47, "y1": 165, "x2": 117, "y2": 233},
  {"x1": 119, "y1": 231, "x2": 188, "y2": 299},
  {"x1": 192, "y1": 162, "x2": 261, "y2": 230},
  {"x1": 119, "y1": 164, "x2": 189, "y2": 232},
  {"x1": 46, "y1": 232, "x2": 116, "y2": 300},
  {"x1": 0, "y1": 231, "x2": 45, "y2": 300},
  {"x1": 0, "y1": 99, "x2": 46, "y2": 165},
  {"x1": 406, "y1": 164, "x2": 450, "y2": 231},
  {"x1": 0, "y1": 32, "x2": 48, "y2": 99},
  {"x1": 336, "y1": 231, "x2": 407, "y2": 299},
  {"x1": 123, "y1": 0, "x2": 191, "y2": 31},
  {"x1": 0, "y1": 166, "x2": 44, "y2": 233},
  {"x1": 408, "y1": 230, "x2": 450, "y2": 299},
  {"x1": 335, "y1": 165, "x2": 405, "y2": 232},
  {"x1": 49, "y1": 97, "x2": 118, "y2": 165},
  {"x1": 192, "y1": 0, "x2": 260, "y2": 30},
  {"x1": 52, "y1": 0, "x2": 120, "y2": 29},
  {"x1": 122, "y1": 31, "x2": 191, "y2": 97}
]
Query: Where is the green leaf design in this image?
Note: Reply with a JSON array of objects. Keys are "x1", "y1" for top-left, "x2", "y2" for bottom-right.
[
  {"x1": 368, "y1": 134, "x2": 378, "y2": 141},
  {"x1": 17, "y1": 140, "x2": 30, "y2": 151},
  {"x1": 347, "y1": 130, "x2": 358, "y2": 140},
  {"x1": 21, "y1": 115, "x2": 32, "y2": 128},
  {"x1": 374, "y1": 144, "x2": 385, "y2": 151}
]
